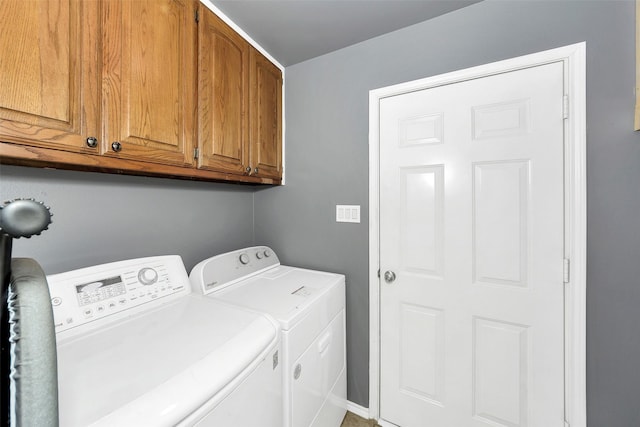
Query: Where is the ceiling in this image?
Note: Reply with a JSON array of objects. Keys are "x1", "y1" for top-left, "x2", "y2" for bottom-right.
[{"x1": 209, "y1": 0, "x2": 482, "y2": 67}]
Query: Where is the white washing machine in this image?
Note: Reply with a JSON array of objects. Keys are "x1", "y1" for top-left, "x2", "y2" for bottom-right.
[
  {"x1": 190, "y1": 246, "x2": 347, "y2": 427},
  {"x1": 46, "y1": 255, "x2": 282, "y2": 426}
]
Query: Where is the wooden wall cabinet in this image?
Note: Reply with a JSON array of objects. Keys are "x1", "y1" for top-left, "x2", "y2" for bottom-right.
[
  {"x1": 197, "y1": 8, "x2": 249, "y2": 175},
  {"x1": 0, "y1": 0, "x2": 100, "y2": 154},
  {"x1": 197, "y1": 5, "x2": 282, "y2": 181},
  {"x1": 102, "y1": 0, "x2": 196, "y2": 167},
  {"x1": 249, "y1": 47, "x2": 283, "y2": 180},
  {"x1": 0, "y1": 0, "x2": 282, "y2": 184}
]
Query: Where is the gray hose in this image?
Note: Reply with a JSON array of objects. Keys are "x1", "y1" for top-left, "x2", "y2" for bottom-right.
[{"x1": 8, "y1": 258, "x2": 58, "y2": 427}]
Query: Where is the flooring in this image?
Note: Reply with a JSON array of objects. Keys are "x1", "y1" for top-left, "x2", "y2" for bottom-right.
[{"x1": 340, "y1": 411, "x2": 380, "y2": 427}]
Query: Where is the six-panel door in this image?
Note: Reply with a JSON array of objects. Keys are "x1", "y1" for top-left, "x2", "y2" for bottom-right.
[{"x1": 379, "y1": 62, "x2": 566, "y2": 427}]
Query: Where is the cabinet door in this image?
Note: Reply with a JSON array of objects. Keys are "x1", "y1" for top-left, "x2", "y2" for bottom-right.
[
  {"x1": 0, "y1": 0, "x2": 100, "y2": 153},
  {"x1": 197, "y1": 6, "x2": 249, "y2": 175},
  {"x1": 102, "y1": 0, "x2": 196, "y2": 166},
  {"x1": 249, "y1": 48, "x2": 283, "y2": 180}
]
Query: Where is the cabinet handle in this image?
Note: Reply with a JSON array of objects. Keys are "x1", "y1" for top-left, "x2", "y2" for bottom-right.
[
  {"x1": 246, "y1": 166, "x2": 252, "y2": 175},
  {"x1": 86, "y1": 137, "x2": 98, "y2": 148},
  {"x1": 111, "y1": 141, "x2": 122, "y2": 152},
  {"x1": 253, "y1": 167, "x2": 259, "y2": 175}
]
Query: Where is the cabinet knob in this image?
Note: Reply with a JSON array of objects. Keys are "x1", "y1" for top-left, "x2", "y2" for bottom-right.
[
  {"x1": 253, "y1": 167, "x2": 259, "y2": 175},
  {"x1": 86, "y1": 137, "x2": 98, "y2": 148},
  {"x1": 111, "y1": 141, "x2": 122, "y2": 152},
  {"x1": 246, "y1": 166, "x2": 252, "y2": 175}
]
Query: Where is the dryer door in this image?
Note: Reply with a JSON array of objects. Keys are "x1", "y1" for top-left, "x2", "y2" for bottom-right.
[{"x1": 291, "y1": 309, "x2": 346, "y2": 427}]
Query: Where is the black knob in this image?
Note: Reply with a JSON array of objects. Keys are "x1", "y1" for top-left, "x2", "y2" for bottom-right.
[
  {"x1": 86, "y1": 137, "x2": 98, "y2": 148},
  {"x1": 0, "y1": 199, "x2": 52, "y2": 238},
  {"x1": 111, "y1": 141, "x2": 122, "y2": 152}
]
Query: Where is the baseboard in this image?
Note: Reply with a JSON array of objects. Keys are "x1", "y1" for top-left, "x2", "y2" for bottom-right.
[{"x1": 346, "y1": 401, "x2": 370, "y2": 419}]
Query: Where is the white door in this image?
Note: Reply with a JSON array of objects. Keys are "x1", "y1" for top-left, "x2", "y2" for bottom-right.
[{"x1": 379, "y1": 62, "x2": 566, "y2": 427}]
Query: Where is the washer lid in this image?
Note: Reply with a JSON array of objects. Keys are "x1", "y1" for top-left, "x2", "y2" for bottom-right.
[
  {"x1": 212, "y1": 266, "x2": 345, "y2": 329},
  {"x1": 56, "y1": 295, "x2": 278, "y2": 427}
]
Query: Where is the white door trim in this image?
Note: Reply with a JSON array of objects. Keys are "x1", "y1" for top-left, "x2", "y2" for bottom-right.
[{"x1": 368, "y1": 42, "x2": 586, "y2": 427}]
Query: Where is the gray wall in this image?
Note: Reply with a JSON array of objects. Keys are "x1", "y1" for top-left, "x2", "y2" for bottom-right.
[
  {"x1": 254, "y1": 0, "x2": 640, "y2": 425},
  {"x1": 2, "y1": 1, "x2": 639, "y2": 425},
  {"x1": 0, "y1": 165, "x2": 255, "y2": 274}
]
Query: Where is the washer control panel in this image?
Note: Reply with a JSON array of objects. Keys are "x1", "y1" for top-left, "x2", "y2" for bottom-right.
[
  {"x1": 190, "y1": 246, "x2": 280, "y2": 294},
  {"x1": 47, "y1": 255, "x2": 191, "y2": 333}
]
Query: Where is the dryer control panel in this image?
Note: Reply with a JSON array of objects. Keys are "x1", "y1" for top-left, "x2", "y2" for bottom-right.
[
  {"x1": 190, "y1": 246, "x2": 280, "y2": 295},
  {"x1": 47, "y1": 256, "x2": 191, "y2": 334}
]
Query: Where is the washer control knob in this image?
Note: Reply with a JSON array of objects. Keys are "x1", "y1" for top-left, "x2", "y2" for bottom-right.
[
  {"x1": 256, "y1": 251, "x2": 264, "y2": 260},
  {"x1": 138, "y1": 268, "x2": 158, "y2": 285},
  {"x1": 264, "y1": 250, "x2": 271, "y2": 258},
  {"x1": 239, "y1": 253, "x2": 250, "y2": 265}
]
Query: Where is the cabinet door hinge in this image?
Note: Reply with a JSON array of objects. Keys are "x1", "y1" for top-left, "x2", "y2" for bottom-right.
[
  {"x1": 193, "y1": 147, "x2": 199, "y2": 159},
  {"x1": 563, "y1": 258, "x2": 570, "y2": 283},
  {"x1": 563, "y1": 94, "x2": 569, "y2": 120},
  {"x1": 195, "y1": 9, "x2": 199, "y2": 23}
]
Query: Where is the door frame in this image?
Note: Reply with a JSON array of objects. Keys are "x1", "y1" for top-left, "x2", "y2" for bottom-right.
[{"x1": 368, "y1": 42, "x2": 586, "y2": 427}]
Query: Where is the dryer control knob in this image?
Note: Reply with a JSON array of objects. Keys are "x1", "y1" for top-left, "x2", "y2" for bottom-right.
[
  {"x1": 138, "y1": 268, "x2": 158, "y2": 285},
  {"x1": 264, "y1": 250, "x2": 271, "y2": 258},
  {"x1": 239, "y1": 253, "x2": 250, "y2": 265},
  {"x1": 256, "y1": 251, "x2": 264, "y2": 260}
]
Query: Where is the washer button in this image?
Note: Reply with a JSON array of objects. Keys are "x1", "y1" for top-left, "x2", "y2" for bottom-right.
[{"x1": 51, "y1": 297, "x2": 62, "y2": 306}]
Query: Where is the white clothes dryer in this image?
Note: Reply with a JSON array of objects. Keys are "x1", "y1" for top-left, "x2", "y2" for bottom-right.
[
  {"x1": 47, "y1": 255, "x2": 282, "y2": 427},
  {"x1": 190, "y1": 246, "x2": 347, "y2": 427}
]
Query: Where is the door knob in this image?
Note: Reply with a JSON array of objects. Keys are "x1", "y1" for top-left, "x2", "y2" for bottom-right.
[{"x1": 384, "y1": 270, "x2": 396, "y2": 283}]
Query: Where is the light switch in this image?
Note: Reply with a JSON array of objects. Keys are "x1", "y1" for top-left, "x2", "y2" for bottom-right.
[{"x1": 336, "y1": 205, "x2": 360, "y2": 223}]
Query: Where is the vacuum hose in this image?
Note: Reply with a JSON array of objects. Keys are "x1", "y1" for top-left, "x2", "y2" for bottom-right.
[{"x1": 0, "y1": 199, "x2": 52, "y2": 426}]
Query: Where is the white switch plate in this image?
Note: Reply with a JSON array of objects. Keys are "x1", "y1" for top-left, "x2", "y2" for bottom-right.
[{"x1": 336, "y1": 205, "x2": 360, "y2": 223}]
